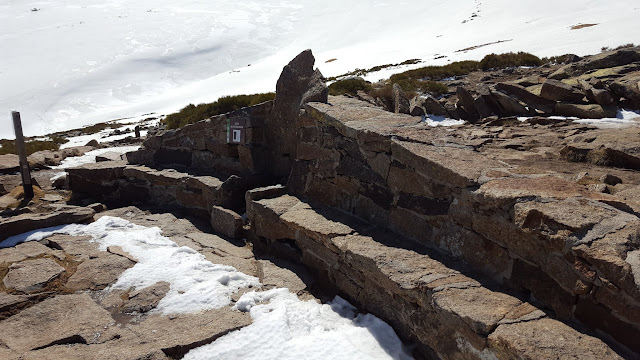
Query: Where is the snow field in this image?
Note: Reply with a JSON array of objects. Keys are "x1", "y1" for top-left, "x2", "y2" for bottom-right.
[
  {"x1": 185, "y1": 289, "x2": 413, "y2": 360},
  {"x1": 0, "y1": 217, "x2": 413, "y2": 359},
  {"x1": 2, "y1": 0, "x2": 639, "y2": 138}
]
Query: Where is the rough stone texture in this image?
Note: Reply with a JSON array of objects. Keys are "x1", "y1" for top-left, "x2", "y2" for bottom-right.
[
  {"x1": 489, "y1": 318, "x2": 623, "y2": 359},
  {"x1": 555, "y1": 103, "x2": 617, "y2": 118},
  {"x1": 95, "y1": 151, "x2": 124, "y2": 162},
  {"x1": 0, "y1": 294, "x2": 114, "y2": 353},
  {"x1": 540, "y1": 79, "x2": 586, "y2": 103},
  {"x1": 0, "y1": 206, "x2": 95, "y2": 242},
  {"x1": 123, "y1": 282, "x2": 170, "y2": 313},
  {"x1": 248, "y1": 194, "x2": 623, "y2": 359},
  {"x1": 490, "y1": 90, "x2": 529, "y2": 115},
  {"x1": 393, "y1": 83, "x2": 411, "y2": 114},
  {"x1": 66, "y1": 254, "x2": 136, "y2": 290},
  {"x1": 130, "y1": 309, "x2": 251, "y2": 357},
  {"x1": 3, "y1": 258, "x2": 65, "y2": 292},
  {"x1": 266, "y1": 49, "x2": 328, "y2": 177},
  {"x1": 423, "y1": 96, "x2": 449, "y2": 116},
  {"x1": 67, "y1": 162, "x2": 257, "y2": 213},
  {"x1": 495, "y1": 82, "x2": 556, "y2": 113},
  {"x1": 0, "y1": 154, "x2": 20, "y2": 175},
  {"x1": 210, "y1": 205, "x2": 244, "y2": 239},
  {"x1": 456, "y1": 86, "x2": 480, "y2": 122},
  {"x1": 292, "y1": 95, "x2": 640, "y2": 353},
  {"x1": 0, "y1": 241, "x2": 63, "y2": 265},
  {"x1": 409, "y1": 96, "x2": 426, "y2": 116}
]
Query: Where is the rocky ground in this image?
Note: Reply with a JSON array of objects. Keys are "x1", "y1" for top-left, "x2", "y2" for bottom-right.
[
  {"x1": 1, "y1": 46, "x2": 639, "y2": 359},
  {"x1": 0, "y1": 204, "x2": 330, "y2": 360}
]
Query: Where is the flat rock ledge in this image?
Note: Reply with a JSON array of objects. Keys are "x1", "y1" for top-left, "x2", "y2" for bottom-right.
[
  {"x1": 248, "y1": 194, "x2": 623, "y2": 359},
  {"x1": 0, "y1": 206, "x2": 316, "y2": 360}
]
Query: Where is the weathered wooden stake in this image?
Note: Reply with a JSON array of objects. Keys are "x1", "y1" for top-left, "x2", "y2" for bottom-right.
[{"x1": 11, "y1": 111, "x2": 34, "y2": 199}]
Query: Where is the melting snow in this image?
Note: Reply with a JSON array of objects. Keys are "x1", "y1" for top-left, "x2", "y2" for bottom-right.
[
  {"x1": 185, "y1": 289, "x2": 413, "y2": 360},
  {"x1": 0, "y1": 217, "x2": 413, "y2": 358},
  {"x1": 1, "y1": 216, "x2": 259, "y2": 313}
]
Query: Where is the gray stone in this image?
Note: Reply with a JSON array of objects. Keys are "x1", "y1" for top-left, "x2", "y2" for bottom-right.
[
  {"x1": 600, "y1": 174, "x2": 622, "y2": 185},
  {"x1": 0, "y1": 206, "x2": 95, "y2": 242},
  {"x1": 456, "y1": 87, "x2": 479, "y2": 122},
  {"x1": 185, "y1": 232, "x2": 253, "y2": 259},
  {"x1": 392, "y1": 83, "x2": 411, "y2": 114},
  {"x1": 123, "y1": 282, "x2": 170, "y2": 313},
  {"x1": 66, "y1": 254, "x2": 135, "y2": 290},
  {"x1": 423, "y1": 96, "x2": 449, "y2": 116},
  {"x1": 245, "y1": 185, "x2": 287, "y2": 205},
  {"x1": 0, "y1": 293, "x2": 115, "y2": 353},
  {"x1": 409, "y1": 97, "x2": 426, "y2": 116},
  {"x1": 95, "y1": 151, "x2": 124, "y2": 162},
  {"x1": 489, "y1": 318, "x2": 624, "y2": 359},
  {"x1": 555, "y1": 103, "x2": 617, "y2": 119},
  {"x1": 267, "y1": 50, "x2": 328, "y2": 176},
  {"x1": 0, "y1": 241, "x2": 63, "y2": 265},
  {"x1": 210, "y1": 206, "x2": 244, "y2": 239},
  {"x1": 540, "y1": 79, "x2": 585, "y2": 103},
  {"x1": 3, "y1": 258, "x2": 65, "y2": 292},
  {"x1": 490, "y1": 90, "x2": 529, "y2": 116},
  {"x1": 495, "y1": 82, "x2": 556, "y2": 113}
]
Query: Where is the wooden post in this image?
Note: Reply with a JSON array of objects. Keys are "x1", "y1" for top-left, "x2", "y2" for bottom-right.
[{"x1": 11, "y1": 111, "x2": 34, "y2": 199}]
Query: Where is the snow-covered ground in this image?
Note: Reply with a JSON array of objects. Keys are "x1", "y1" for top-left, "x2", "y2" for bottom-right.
[
  {"x1": 0, "y1": 217, "x2": 413, "y2": 359},
  {"x1": 49, "y1": 145, "x2": 140, "y2": 181},
  {"x1": 1, "y1": 0, "x2": 638, "y2": 138},
  {"x1": 59, "y1": 116, "x2": 160, "y2": 149}
]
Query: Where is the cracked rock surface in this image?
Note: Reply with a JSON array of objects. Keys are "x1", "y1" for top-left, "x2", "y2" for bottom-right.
[{"x1": 0, "y1": 206, "x2": 315, "y2": 360}]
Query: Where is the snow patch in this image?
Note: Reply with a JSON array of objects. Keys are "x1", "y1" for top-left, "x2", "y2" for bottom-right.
[
  {"x1": 185, "y1": 289, "x2": 413, "y2": 360},
  {"x1": 0, "y1": 216, "x2": 260, "y2": 314}
]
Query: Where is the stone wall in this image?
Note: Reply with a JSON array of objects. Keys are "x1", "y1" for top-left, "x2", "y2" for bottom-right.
[
  {"x1": 287, "y1": 96, "x2": 640, "y2": 352},
  {"x1": 65, "y1": 50, "x2": 640, "y2": 357},
  {"x1": 127, "y1": 101, "x2": 274, "y2": 177},
  {"x1": 247, "y1": 192, "x2": 624, "y2": 359}
]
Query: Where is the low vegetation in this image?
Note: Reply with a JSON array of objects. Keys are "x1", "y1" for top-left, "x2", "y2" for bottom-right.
[
  {"x1": 389, "y1": 60, "x2": 479, "y2": 82},
  {"x1": 601, "y1": 43, "x2": 635, "y2": 52},
  {"x1": 163, "y1": 93, "x2": 275, "y2": 129},
  {"x1": 478, "y1": 52, "x2": 543, "y2": 70},
  {"x1": 328, "y1": 78, "x2": 372, "y2": 96},
  {"x1": 0, "y1": 136, "x2": 67, "y2": 156}
]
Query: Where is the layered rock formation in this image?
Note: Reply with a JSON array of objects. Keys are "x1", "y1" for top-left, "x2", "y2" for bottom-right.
[
  {"x1": 62, "y1": 49, "x2": 640, "y2": 358},
  {"x1": 388, "y1": 46, "x2": 640, "y2": 122}
]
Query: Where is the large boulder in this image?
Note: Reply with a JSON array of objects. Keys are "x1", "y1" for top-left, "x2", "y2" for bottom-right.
[
  {"x1": 555, "y1": 103, "x2": 617, "y2": 119},
  {"x1": 550, "y1": 46, "x2": 640, "y2": 79},
  {"x1": 495, "y1": 82, "x2": 556, "y2": 114},
  {"x1": 409, "y1": 97, "x2": 426, "y2": 116},
  {"x1": 267, "y1": 50, "x2": 328, "y2": 177},
  {"x1": 423, "y1": 96, "x2": 449, "y2": 116},
  {"x1": 490, "y1": 90, "x2": 529, "y2": 116},
  {"x1": 609, "y1": 74, "x2": 640, "y2": 109},
  {"x1": 540, "y1": 79, "x2": 585, "y2": 103},
  {"x1": 0, "y1": 154, "x2": 19, "y2": 175},
  {"x1": 456, "y1": 87, "x2": 479, "y2": 123}
]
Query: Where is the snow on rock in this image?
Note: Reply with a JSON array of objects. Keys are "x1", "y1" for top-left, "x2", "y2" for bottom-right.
[
  {"x1": 1, "y1": 216, "x2": 260, "y2": 314},
  {"x1": 574, "y1": 108, "x2": 640, "y2": 128},
  {"x1": 49, "y1": 145, "x2": 140, "y2": 181},
  {"x1": 423, "y1": 115, "x2": 466, "y2": 127},
  {"x1": 2, "y1": 0, "x2": 638, "y2": 138},
  {"x1": 185, "y1": 289, "x2": 413, "y2": 360},
  {"x1": 53, "y1": 145, "x2": 140, "y2": 169},
  {"x1": 2, "y1": 216, "x2": 413, "y2": 358}
]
